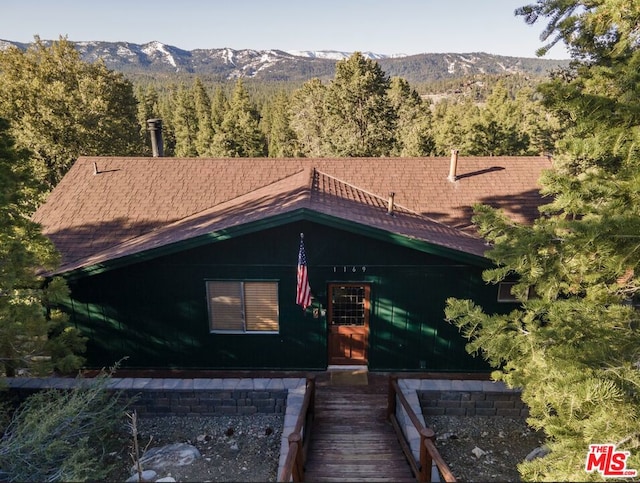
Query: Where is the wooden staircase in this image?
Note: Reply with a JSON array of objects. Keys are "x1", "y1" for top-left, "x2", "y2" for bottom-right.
[{"x1": 303, "y1": 376, "x2": 415, "y2": 482}]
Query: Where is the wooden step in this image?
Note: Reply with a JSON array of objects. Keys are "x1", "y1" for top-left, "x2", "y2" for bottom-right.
[{"x1": 304, "y1": 383, "x2": 415, "y2": 482}]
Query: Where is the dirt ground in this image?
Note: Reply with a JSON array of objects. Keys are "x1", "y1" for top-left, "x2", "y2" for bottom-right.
[
  {"x1": 108, "y1": 413, "x2": 545, "y2": 482},
  {"x1": 427, "y1": 414, "x2": 546, "y2": 482},
  {"x1": 110, "y1": 414, "x2": 284, "y2": 482}
]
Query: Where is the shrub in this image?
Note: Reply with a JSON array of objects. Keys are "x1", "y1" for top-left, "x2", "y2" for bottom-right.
[{"x1": 0, "y1": 369, "x2": 131, "y2": 482}]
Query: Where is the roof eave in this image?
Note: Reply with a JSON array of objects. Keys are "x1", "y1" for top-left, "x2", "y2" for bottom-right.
[{"x1": 57, "y1": 208, "x2": 492, "y2": 280}]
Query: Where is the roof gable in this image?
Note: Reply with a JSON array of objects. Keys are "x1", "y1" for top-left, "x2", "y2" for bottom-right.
[{"x1": 33, "y1": 156, "x2": 552, "y2": 274}]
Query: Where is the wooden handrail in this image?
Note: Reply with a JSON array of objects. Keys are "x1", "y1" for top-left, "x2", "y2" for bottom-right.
[
  {"x1": 279, "y1": 376, "x2": 316, "y2": 482},
  {"x1": 425, "y1": 438, "x2": 457, "y2": 482},
  {"x1": 387, "y1": 376, "x2": 457, "y2": 482},
  {"x1": 281, "y1": 436, "x2": 300, "y2": 482}
]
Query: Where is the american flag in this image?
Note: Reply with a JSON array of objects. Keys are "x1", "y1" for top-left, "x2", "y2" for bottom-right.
[{"x1": 296, "y1": 234, "x2": 312, "y2": 310}]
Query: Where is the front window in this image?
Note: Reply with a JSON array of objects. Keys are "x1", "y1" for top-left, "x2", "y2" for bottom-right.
[{"x1": 206, "y1": 281, "x2": 279, "y2": 333}]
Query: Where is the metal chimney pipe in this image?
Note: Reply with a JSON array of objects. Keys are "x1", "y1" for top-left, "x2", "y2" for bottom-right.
[
  {"x1": 448, "y1": 149, "x2": 459, "y2": 182},
  {"x1": 387, "y1": 192, "x2": 395, "y2": 215},
  {"x1": 147, "y1": 118, "x2": 164, "y2": 157}
]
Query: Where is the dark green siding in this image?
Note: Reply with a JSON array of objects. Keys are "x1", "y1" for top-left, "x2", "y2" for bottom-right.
[{"x1": 62, "y1": 221, "x2": 504, "y2": 372}]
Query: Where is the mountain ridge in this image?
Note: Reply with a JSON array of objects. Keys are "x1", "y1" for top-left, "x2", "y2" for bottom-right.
[{"x1": 0, "y1": 39, "x2": 570, "y2": 83}]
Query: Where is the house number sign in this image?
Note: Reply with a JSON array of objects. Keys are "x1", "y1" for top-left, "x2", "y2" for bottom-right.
[{"x1": 333, "y1": 266, "x2": 367, "y2": 273}]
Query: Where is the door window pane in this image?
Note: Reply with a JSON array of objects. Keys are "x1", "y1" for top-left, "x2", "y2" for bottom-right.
[{"x1": 330, "y1": 285, "x2": 366, "y2": 326}]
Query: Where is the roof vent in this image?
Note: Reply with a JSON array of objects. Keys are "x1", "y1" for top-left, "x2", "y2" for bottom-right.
[
  {"x1": 147, "y1": 118, "x2": 164, "y2": 157},
  {"x1": 448, "y1": 149, "x2": 459, "y2": 182},
  {"x1": 387, "y1": 192, "x2": 395, "y2": 215}
]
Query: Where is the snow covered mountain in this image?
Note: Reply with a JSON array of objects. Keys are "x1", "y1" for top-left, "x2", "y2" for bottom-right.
[
  {"x1": 286, "y1": 50, "x2": 405, "y2": 60},
  {"x1": 0, "y1": 39, "x2": 568, "y2": 83}
]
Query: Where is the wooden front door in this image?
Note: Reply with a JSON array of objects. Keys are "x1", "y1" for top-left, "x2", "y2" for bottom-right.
[{"x1": 328, "y1": 283, "x2": 370, "y2": 365}]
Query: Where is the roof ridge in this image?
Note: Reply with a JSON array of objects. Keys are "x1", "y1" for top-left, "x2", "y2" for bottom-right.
[
  {"x1": 313, "y1": 169, "x2": 420, "y2": 215},
  {"x1": 313, "y1": 169, "x2": 481, "y2": 240}
]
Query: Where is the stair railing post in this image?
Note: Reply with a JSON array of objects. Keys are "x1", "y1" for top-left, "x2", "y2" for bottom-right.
[
  {"x1": 288, "y1": 432, "x2": 304, "y2": 482},
  {"x1": 387, "y1": 375, "x2": 397, "y2": 421},
  {"x1": 308, "y1": 376, "x2": 316, "y2": 421},
  {"x1": 419, "y1": 427, "x2": 435, "y2": 482}
]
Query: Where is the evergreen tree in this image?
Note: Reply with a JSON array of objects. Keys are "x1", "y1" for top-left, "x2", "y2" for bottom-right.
[
  {"x1": 211, "y1": 86, "x2": 229, "y2": 135},
  {"x1": 0, "y1": 118, "x2": 85, "y2": 376},
  {"x1": 515, "y1": 85, "x2": 560, "y2": 156},
  {"x1": 516, "y1": 0, "x2": 640, "y2": 60},
  {"x1": 156, "y1": 84, "x2": 179, "y2": 157},
  {"x1": 193, "y1": 77, "x2": 215, "y2": 156},
  {"x1": 172, "y1": 84, "x2": 198, "y2": 157},
  {"x1": 134, "y1": 84, "x2": 160, "y2": 156},
  {"x1": 445, "y1": 1, "x2": 640, "y2": 480},
  {"x1": 387, "y1": 77, "x2": 434, "y2": 156},
  {"x1": 469, "y1": 81, "x2": 530, "y2": 156},
  {"x1": 431, "y1": 98, "x2": 480, "y2": 155},
  {"x1": 264, "y1": 91, "x2": 301, "y2": 157},
  {"x1": 323, "y1": 52, "x2": 397, "y2": 156},
  {"x1": 289, "y1": 78, "x2": 329, "y2": 157},
  {"x1": 0, "y1": 36, "x2": 141, "y2": 188},
  {"x1": 211, "y1": 79, "x2": 267, "y2": 157}
]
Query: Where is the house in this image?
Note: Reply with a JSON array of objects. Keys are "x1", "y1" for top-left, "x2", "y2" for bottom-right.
[{"x1": 33, "y1": 153, "x2": 551, "y2": 372}]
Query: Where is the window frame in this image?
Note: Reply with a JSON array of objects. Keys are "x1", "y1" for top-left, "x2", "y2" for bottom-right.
[
  {"x1": 497, "y1": 281, "x2": 530, "y2": 303},
  {"x1": 206, "y1": 280, "x2": 280, "y2": 334}
]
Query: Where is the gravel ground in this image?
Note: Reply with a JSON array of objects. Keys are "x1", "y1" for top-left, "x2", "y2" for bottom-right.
[
  {"x1": 106, "y1": 409, "x2": 544, "y2": 482},
  {"x1": 427, "y1": 415, "x2": 546, "y2": 482},
  {"x1": 110, "y1": 414, "x2": 284, "y2": 482}
]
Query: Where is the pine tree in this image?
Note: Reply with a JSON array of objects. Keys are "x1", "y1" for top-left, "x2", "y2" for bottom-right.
[
  {"x1": 134, "y1": 84, "x2": 160, "y2": 156},
  {"x1": 211, "y1": 79, "x2": 267, "y2": 157},
  {"x1": 387, "y1": 77, "x2": 434, "y2": 156},
  {"x1": 0, "y1": 36, "x2": 141, "y2": 188},
  {"x1": 211, "y1": 86, "x2": 229, "y2": 135},
  {"x1": 289, "y1": 78, "x2": 329, "y2": 157},
  {"x1": 0, "y1": 118, "x2": 85, "y2": 376},
  {"x1": 265, "y1": 91, "x2": 301, "y2": 157},
  {"x1": 469, "y1": 81, "x2": 530, "y2": 156},
  {"x1": 172, "y1": 84, "x2": 198, "y2": 157},
  {"x1": 516, "y1": 0, "x2": 640, "y2": 60},
  {"x1": 431, "y1": 98, "x2": 480, "y2": 155},
  {"x1": 515, "y1": 86, "x2": 560, "y2": 156},
  {"x1": 156, "y1": 83, "x2": 179, "y2": 157},
  {"x1": 193, "y1": 77, "x2": 215, "y2": 156},
  {"x1": 445, "y1": 2, "x2": 640, "y2": 480},
  {"x1": 323, "y1": 53, "x2": 397, "y2": 156}
]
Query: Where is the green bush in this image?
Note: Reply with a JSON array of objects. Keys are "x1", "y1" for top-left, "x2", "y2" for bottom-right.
[{"x1": 0, "y1": 370, "x2": 131, "y2": 482}]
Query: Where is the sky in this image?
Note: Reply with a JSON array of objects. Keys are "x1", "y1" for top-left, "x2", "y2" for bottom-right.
[{"x1": 1, "y1": 0, "x2": 571, "y2": 59}]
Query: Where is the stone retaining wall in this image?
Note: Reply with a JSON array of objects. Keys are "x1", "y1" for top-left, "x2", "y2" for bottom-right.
[
  {"x1": 2, "y1": 377, "x2": 297, "y2": 418},
  {"x1": 125, "y1": 389, "x2": 287, "y2": 416},
  {"x1": 419, "y1": 390, "x2": 528, "y2": 417},
  {"x1": 4, "y1": 386, "x2": 287, "y2": 417}
]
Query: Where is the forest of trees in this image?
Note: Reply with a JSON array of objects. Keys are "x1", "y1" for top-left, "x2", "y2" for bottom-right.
[
  {"x1": 140, "y1": 58, "x2": 560, "y2": 160},
  {"x1": 0, "y1": 36, "x2": 562, "y2": 192},
  {"x1": 0, "y1": 0, "x2": 639, "y2": 481}
]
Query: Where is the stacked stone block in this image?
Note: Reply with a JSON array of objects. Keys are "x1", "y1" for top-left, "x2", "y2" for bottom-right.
[
  {"x1": 419, "y1": 390, "x2": 528, "y2": 417},
  {"x1": 126, "y1": 389, "x2": 287, "y2": 416}
]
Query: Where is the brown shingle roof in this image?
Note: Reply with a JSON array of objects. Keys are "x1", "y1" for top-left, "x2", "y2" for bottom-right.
[{"x1": 33, "y1": 156, "x2": 552, "y2": 273}]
